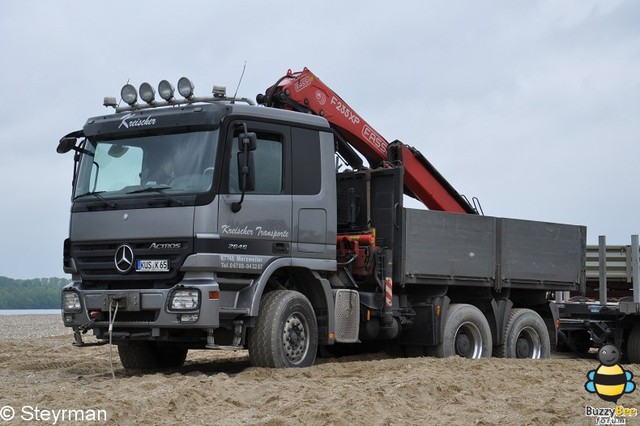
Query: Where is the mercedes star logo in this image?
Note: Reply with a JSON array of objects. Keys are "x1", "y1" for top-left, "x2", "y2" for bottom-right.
[{"x1": 114, "y1": 244, "x2": 134, "y2": 273}]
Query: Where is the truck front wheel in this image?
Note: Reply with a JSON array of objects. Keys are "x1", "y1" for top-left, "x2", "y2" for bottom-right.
[
  {"x1": 436, "y1": 304, "x2": 492, "y2": 359},
  {"x1": 249, "y1": 290, "x2": 318, "y2": 368},
  {"x1": 497, "y1": 308, "x2": 550, "y2": 359}
]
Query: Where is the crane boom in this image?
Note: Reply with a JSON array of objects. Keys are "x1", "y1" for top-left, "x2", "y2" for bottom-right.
[{"x1": 257, "y1": 68, "x2": 476, "y2": 214}]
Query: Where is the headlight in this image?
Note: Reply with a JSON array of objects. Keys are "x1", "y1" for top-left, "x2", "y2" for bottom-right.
[
  {"x1": 139, "y1": 82, "x2": 155, "y2": 104},
  {"x1": 62, "y1": 292, "x2": 81, "y2": 312},
  {"x1": 169, "y1": 289, "x2": 200, "y2": 311},
  {"x1": 177, "y1": 77, "x2": 194, "y2": 99},
  {"x1": 158, "y1": 80, "x2": 175, "y2": 101},
  {"x1": 178, "y1": 313, "x2": 199, "y2": 323},
  {"x1": 120, "y1": 84, "x2": 138, "y2": 105}
]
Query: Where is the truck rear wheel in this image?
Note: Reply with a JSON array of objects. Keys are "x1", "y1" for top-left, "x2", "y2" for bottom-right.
[
  {"x1": 565, "y1": 330, "x2": 592, "y2": 354},
  {"x1": 497, "y1": 308, "x2": 550, "y2": 359},
  {"x1": 118, "y1": 342, "x2": 188, "y2": 371},
  {"x1": 436, "y1": 304, "x2": 492, "y2": 359},
  {"x1": 626, "y1": 324, "x2": 640, "y2": 363},
  {"x1": 249, "y1": 290, "x2": 318, "y2": 368}
]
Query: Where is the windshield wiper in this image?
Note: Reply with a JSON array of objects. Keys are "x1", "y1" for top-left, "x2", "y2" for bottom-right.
[
  {"x1": 74, "y1": 191, "x2": 117, "y2": 208},
  {"x1": 127, "y1": 186, "x2": 185, "y2": 206}
]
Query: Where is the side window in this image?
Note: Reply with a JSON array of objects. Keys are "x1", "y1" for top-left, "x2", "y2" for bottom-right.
[
  {"x1": 228, "y1": 132, "x2": 283, "y2": 194},
  {"x1": 291, "y1": 127, "x2": 321, "y2": 195}
]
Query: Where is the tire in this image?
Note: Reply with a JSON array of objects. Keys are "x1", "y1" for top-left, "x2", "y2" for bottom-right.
[
  {"x1": 402, "y1": 345, "x2": 427, "y2": 358},
  {"x1": 118, "y1": 341, "x2": 188, "y2": 371},
  {"x1": 566, "y1": 330, "x2": 592, "y2": 355},
  {"x1": 544, "y1": 317, "x2": 558, "y2": 353},
  {"x1": 556, "y1": 330, "x2": 569, "y2": 352},
  {"x1": 249, "y1": 290, "x2": 318, "y2": 368},
  {"x1": 626, "y1": 324, "x2": 640, "y2": 363},
  {"x1": 436, "y1": 304, "x2": 492, "y2": 359},
  {"x1": 497, "y1": 309, "x2": 550, "y2": 359}
]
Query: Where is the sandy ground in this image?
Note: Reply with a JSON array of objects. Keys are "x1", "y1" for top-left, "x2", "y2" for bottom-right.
[{"x1": 0, "y1": 315, "x2": 638, "y2": 425}]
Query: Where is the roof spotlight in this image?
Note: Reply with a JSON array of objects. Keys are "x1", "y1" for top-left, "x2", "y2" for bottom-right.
[
  {"x1": 139, "y1": 82, "x2": 155, "y2": 104},
  {"x1": 121, "y1": 84, "x2": 138, "y2": 106},
  {"x1": 158, "y1": 80, "x2": 175, "y2": 101},
  {"x1": 178, "y1": 77, "x2": 194, "y2": 99},
  {"x1": 212, "y1": 85, "x2": 226, "y2": 98},
  {"x1": 103, "y1": 97, "x2": 117, "y2": 108}
]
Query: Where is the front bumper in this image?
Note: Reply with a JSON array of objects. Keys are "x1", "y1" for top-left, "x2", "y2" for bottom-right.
[{"x1": 61, "y1": 279, "x2": 221, "y2": 334}]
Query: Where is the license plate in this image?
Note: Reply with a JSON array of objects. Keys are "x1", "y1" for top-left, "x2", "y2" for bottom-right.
[{"x1": 136, "y1": 259, "x2": 169, "y2": 272}]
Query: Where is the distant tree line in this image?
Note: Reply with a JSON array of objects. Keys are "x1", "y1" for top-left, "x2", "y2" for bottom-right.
[{"x1": 0, "y1": 277, "x2": 70, "y2": 309}]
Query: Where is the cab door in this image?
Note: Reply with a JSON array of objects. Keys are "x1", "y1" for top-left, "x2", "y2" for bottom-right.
[{"x1": 216, "y1": 121, "x2": 292, "y2": 272}]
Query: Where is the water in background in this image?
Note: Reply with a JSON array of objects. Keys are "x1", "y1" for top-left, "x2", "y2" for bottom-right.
[{"x1": 0, "y1": 309, "x2": 61, "y2": 315}]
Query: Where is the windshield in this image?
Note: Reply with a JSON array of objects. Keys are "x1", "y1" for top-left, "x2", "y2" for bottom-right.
[{"x1": 74, "y1": 130, "x2": 218, "y2": 200}]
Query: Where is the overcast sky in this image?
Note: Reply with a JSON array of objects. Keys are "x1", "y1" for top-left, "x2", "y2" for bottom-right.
[{"x1": 1, "y1": 0, "x2": 638, "y2": 279}]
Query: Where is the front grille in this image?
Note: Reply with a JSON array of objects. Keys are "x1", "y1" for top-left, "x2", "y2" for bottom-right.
[
  {"x1": 71, "y1": 238, "x2": 193, "y2": 287},
  {"x1": 93, "y1": 310, "x2": 159, "y2": 325},
  {"x1": 111, "y1": 310, "x2": 159, "y2": 323}
]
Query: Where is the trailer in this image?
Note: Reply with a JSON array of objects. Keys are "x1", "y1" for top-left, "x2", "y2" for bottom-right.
[{"x1": 554, "y1": 235, "x2": 640, "y2": 361}]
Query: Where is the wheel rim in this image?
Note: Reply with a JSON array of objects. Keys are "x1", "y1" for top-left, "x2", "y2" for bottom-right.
[
  {"x1": 282, "y1": 311, "x2": 310, "y2": 365},
  {"x1": 454, "y1": 321, "x2": 483, "y2": 358},
  {"x1": 515, "y1": 326, "x2": 542, "y2": 359}
]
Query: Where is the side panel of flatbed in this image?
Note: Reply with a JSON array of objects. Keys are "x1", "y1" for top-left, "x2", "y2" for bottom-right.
[
  {"x1": 402, "y1": 210, "x2": 496, "y2": 284},
  {"x1": 401, "y1": 208, "x2": 585, "y2": 291},
  {"x1": 500, "y1": 218, "x2": 586, "y2": 289}
]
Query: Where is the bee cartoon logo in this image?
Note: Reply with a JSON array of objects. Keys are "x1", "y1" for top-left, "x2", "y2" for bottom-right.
[{"x1": 585, "y1": 345, "x2": 636, "y2": 403}]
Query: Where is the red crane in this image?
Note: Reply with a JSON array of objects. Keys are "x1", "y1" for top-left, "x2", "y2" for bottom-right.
[{"x1": 257, "y1": 68, "x2": 476, "y2": 214}]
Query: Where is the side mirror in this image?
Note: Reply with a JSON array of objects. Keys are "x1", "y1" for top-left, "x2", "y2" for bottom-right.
[
  {"x1": 236, "y1": 151, "x2": 255, "y2": 192},
  {"x1": 237, "y1": 132, "x2": 257, "y2": 151},
  {"x1": 57, "y1": 137, "x2": 77, "y2": 154},
  {"x1": 57, "y1": 130, "x2": 91, "y2": 155},
  {"x1": 231, "y1": 131, "x2": 257, "y2": 213}
]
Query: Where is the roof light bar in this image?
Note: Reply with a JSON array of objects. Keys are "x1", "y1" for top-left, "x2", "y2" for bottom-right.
[
  {"x1": 177, "y1": 77, "x2": 194, "y2": 99},
  {"x1": 103, "y1": 97, "x2": 117, "y2": 108},
  {"x1": 107, "y1": 77, "x2": 255, "y2": 112},
  {"x1": 120, "y1": 84, "x2": 138, "y2": 106},
  {"x1": 139, "y1": 82, "x2": 155, "y2": 104},
  {"x1": 212, "y1": 85, "x2": 226, "y2": 98},
  {"x1": 158, "y1": 80, "x2": 175, "y2": 101}
]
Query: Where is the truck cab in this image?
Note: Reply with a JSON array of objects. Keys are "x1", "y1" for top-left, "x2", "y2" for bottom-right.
[{"x1": 61, "y1": 94, "x2": 338, "y2": 368}]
